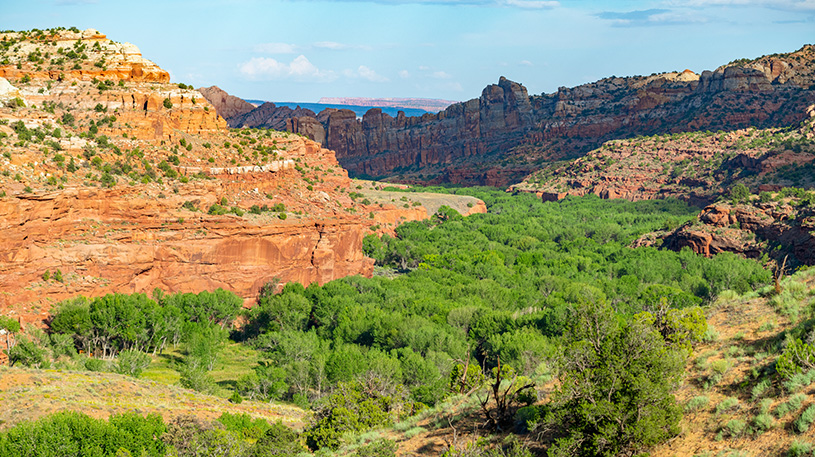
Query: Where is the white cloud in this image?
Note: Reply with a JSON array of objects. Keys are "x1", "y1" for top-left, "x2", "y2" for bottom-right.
[
  {"x1": 357, "y1": 65, "x2": 389, "y2": 82},
  {"x1": 343, "y1": 66, "x2": 389, "y2": 82},
  {"x1": 314, "y1": 41, "x2": 349, "y2": 50},
  {"x1": 313, "y1": 41, "x2": 374, "y2": 51},
  {"x1": 598, "y1": 8, "x2": 708, "y2": 26},
  {"x1": 432, "y1": 71, "x2": 453, "y2": 79},
  {"x1": 239, "y1": 55, "x2": 336, "y2": 82},
  {"x1": 501, "y1": 0, "x2": 559, "y2": 8},
  {"x1": 519, "y1": 60, "x2": 534, "y2": 66},
  {"x1": 254, "y1": 42, "x2": 298, "y2": 54},
  {"x1": 418, "y1": 65, "x2": 431, "y2": 71},
  {"x1": 399, "y1": 70, "x2": 411, "y2": 79},
  {"x1": 668, "y1": 0, "x2": 815, "y2": 10}
]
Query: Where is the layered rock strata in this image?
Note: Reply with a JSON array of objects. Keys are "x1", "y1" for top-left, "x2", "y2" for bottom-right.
[
  {"x1": 206, "y1": 46, "x2": 815, "y2": 186},
  {"x1": 0, "y1": 28, "x2": 486, "y2": 317}
]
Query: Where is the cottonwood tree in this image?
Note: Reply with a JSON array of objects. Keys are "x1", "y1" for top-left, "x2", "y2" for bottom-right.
[{"x1": 0, "y1": 316, "x2": 21, "y2": 353}]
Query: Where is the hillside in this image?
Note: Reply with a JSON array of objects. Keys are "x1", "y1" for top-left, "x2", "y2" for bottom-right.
[
  {"x1": 0, "y1": 364, "x2": 307, "y2": 430},
  {"x1": 0, "y1": 28, "x2": 484, "y2": 318},
  {"x1": 204, "y1": 45, "x2": 815, "y2": 187},
  {"x1": 511, "y1": 105, "x2": 815, "y2": 205}
]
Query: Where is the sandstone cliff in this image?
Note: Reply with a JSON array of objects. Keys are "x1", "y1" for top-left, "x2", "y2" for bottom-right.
[
  {"x1": 510, "y1": 105, "x2": 815, "y2": 206},
  {"x1": 197, "y1": 85, "x2": 256, "y2": 123},
  {"x1": 206, "y1": 45, "x2": 815, "y2": 186},
  {"x1": 0, "y1": 28, "x2": 485, "y2": 321}
]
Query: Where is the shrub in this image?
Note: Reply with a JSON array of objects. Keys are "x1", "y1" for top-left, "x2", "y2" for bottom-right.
[
  {"x1": 789, "y1": 440, "x2": 814, "y2": 457},
  {"x1": 116, "y1": 349, "x2": 151, "y2": 377},
  {"x1": 752, "y1": 378, "x2": 771, "y2": 400},
  {"x1": 0, "y1": 411, "x2": 166, "y2": 457},
  {"x1": 352, "y1": 438, "x2": 398, "y2": 457},
  {"x1": 790, "y1": 393, "x2": 807, "y2": 411},
  {"x1": 716, "y1": 397, "x2": 739, "y2": 414},
  {"x1": 796, "y1": 405, "x2": 815, "y2": 433},
  {"x1": 84, "y1": 356, "x2": 109, "y2": 372},
  {"x1": 685, "y1": 395, "x2": 709, "y2": 413},
  {"x1": 162, "y1": 415, "x2": 247, "y2": 457},
  {"x1": 163, "y1": 98, "x2": 173, "y2": 109},
  {"x1": 304, "y1": 382, "x2": 401, "y2": 450},
  {"x1": 514, "y1": 405, "x2": 544, "y2": 432},
  {"x1": 548, "y1": 300, "x2": 685, "y2": 457},
  {"x1": 724, "y1": 419, "x2": 747, "y2": 437},
  {"x1": 777, "y1": 339, "x2": 815, "y2": 378},
  {"x1": 729, "y1": 183, "x2": 750, "y2": 204},
  {"x1": 6, "y1": 339, "x2": 48, "y2": 368},
  {"x1": 247, "y1": 421, "x2": 305, "y2": 456},
  {"x1": 228, "y1": 391, "x2": 243, "y2": 404},
  {"x1": 754, "y1": 413, "x2": 774, "y2": 433}
]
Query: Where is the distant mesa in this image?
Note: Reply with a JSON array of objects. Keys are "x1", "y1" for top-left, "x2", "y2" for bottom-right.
[{"x1": 317, "y1": 97, "x2": 458, "y2": 113}]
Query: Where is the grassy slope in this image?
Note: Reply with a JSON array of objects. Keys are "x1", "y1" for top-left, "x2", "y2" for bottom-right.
[
  {"x1": 355, "y1": 268, "x2": 815, "y2": 457},
  {"x1": 0, "y1": 342, "x2": 305, "y2": 431}
]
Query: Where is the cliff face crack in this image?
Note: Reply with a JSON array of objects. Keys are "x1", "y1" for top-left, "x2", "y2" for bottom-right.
[{"x1": 310, "y1": 224, "x2": 324, "y2": 269}]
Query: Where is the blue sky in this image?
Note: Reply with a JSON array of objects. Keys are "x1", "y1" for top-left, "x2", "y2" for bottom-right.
[{"x1": 3, "y1": 0, "x2": 813, "y2": 103}]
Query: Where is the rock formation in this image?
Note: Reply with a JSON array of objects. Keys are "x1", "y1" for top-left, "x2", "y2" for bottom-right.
[
  {"x1": 510, "y1": 104, "x2": 815, "y2": 206},
  {"x1": 658, "y1": 201, "x2": 815, "y2": 268},
  {"x1": 205, "y1": 45, "x2": 815, "y2": 186},
  {"x1": 0, "y1": 28, "x2": 485, "y2": 321},
  {"x1": 197, "y1": 85, "x2": 256, "y2": 124}
]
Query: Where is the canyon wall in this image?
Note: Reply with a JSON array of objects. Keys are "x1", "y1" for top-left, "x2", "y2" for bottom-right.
[
  {"x1": 0, "y1": 28, "x2": 461, "y2": 316},
  {"x1": 206, "y1": 45, "x2": 815, "y2": 186}
]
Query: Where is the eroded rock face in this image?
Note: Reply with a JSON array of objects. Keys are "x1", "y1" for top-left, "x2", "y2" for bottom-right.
[
  {"x1": 0, "y1": 188, "x2": 374, "y2": 307},
  {"x1": 660, "y1": 202, "x2": 815, "y2": 267},
  {"x1": 230, "y1": 102, "x2": 317, "y2": 131},
  {"x1": 511, "y1": 105, "x2": 815, "y2": 207},
  {"x1": 0, "y1": 28, "x2": 479, "y2": 315},
  {"x1": 197, "y1": 86, "x2": 256, "y2": 122},
  {"x1": 0, "y1": 31, "x2": 169, "y2": 83},
  {"x1": 209, "y1": 45, "x2": 815, "y2": 186}
]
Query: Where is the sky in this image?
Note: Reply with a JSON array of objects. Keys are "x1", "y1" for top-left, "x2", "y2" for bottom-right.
[{"x1": 3, "y1": 0, "x2": 814, "y2": 104}]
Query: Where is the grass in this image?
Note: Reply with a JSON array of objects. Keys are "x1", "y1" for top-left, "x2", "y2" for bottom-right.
[
  {"x1": 0, "y1": 366, "x2": 306, "y2": 431},
  {"x1": 140, "y1": 342, "x2": 260, "y2": 397}
]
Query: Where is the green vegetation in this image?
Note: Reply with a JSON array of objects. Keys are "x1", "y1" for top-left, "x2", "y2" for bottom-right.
[
  {"x1": 4, "y1": 190, "x2": 778, "y2": 455},
  {"x1": 0, "y1": 411, "x2": 306, "y2": 457}
]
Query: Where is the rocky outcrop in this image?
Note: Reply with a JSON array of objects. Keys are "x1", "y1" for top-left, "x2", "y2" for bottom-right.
[
  {"x1": 0, "y1": 77, "x2": 24, "y2": 107},
  {"x1": 0, "y1": 29, "x2": 169, "y2": 83},
  {"x1": 322, "y1": 77, "x2": 535, "y2": 179},
  {"x1": 212, "y1": 45, "x2": 815, "y2": 186},
  {"x1": 197, "y1": 86, "x2": 256, "y2": 124},
  {"x1": 661, "y1": 202, "x2": 815, "y2": 267},
  {"x1": 230, "y1": 102, "x2": 317, "y2": 130}
]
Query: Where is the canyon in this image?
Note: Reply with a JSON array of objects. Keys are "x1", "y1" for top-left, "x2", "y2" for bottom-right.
[{"x1": 205, "y1": 45, "x2": 815, "y2": 187}]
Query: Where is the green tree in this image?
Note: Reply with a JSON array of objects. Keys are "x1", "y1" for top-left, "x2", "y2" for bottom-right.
[
  {"x1": 547, "y1": 300, "x2": 686, "y2": 457},
  {"x1": 116, "y1": 349, "x2": 151, "y2": 377},
  {"x1": 0, "y1": 316, "x2": 20, "y2": 353},
  {"x1": 729, "y1": 183, "x2": 750, "y2": 204},
  {"x1": 6, "y1": 339, "x2": 47, "y2": 368}
]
